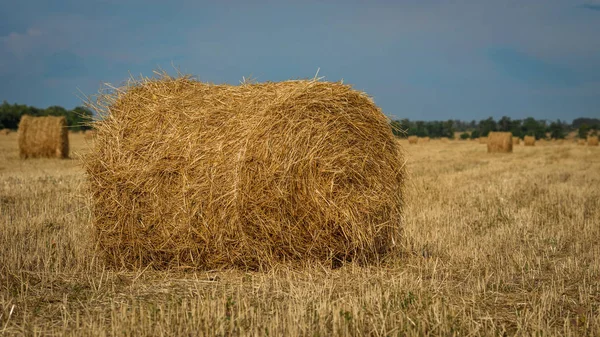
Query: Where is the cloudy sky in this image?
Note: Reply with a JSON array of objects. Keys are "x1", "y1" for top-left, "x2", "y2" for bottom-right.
[{"x1": 1, "y1": 0, "x2": 599, "y2": 121}]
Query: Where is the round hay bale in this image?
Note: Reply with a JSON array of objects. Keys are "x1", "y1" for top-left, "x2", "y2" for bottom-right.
[
  {"x1": 577, "y1": 139, "x2": 586, "y2": 146},
  {"x1": 85, "y1": 76, "x2": 406, "y2": 270},
  {"x1": 18, "y1": 115, "x2": 69, "y2": 159},
  {"x1": 512, "y1": 137, "x2": 520, "y2": 145},
  {"x1": 487, "y1": 132, "x2": 513, "y2": 153},
  {"x1": 0, "y1": 129, "x2": 10, "y2": 135},
  {"x1": 407, "y1": 135, "x2": 418, "y2": 144},
  {"x1": 587, "y1": 136, "x2": 599, "y2": 146},
  {"x1": 524, "y1": 136, "x2": 536, "y2": 146}
]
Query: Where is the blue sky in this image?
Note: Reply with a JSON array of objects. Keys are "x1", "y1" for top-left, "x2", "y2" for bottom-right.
[{"x1": 1, "y1": 1, "x2": 599, "y2": 121}]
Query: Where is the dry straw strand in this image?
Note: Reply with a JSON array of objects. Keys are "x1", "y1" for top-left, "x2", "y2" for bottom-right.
[
  {"x1": 487, "y1": 132, "x2": 513, "y2": 153},
  {"x1": 524, "y1": 136, "x2": 536, "y2": 146},
  {"x1": 587, "y1": 136, "x2": 599, "y2": 146},
  {"x1": 18, "y1": 115, "x2": 69, "y2": 159},
  {"x1": 84, "y1": 74, "x2": 406, "y2": 271}
]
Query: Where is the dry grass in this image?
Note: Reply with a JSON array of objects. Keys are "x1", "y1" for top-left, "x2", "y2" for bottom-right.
[
  {"x1": 18, "y1": 115, "x2": 69, "y2": 159},
  {"x1": 407, "y1": 135, "x2": 418, "y2": 144},
  {"x1": 487, "y1": 132, "x2": 513, "y2": 153},
  {"x1": 479, "y1": 137, "x2": 487, "y2": 144},
  {"x1": 524, "y1": 136, "x2": 536, "y2": 146},
  {"x1": 578, "y1": 139, "x2": 586, "y2": 146},
  {"x1": 1, "y1": 132, "x2": 600, "y2": 336},
  {"x1": 512, "y1": 137, "x2": 520, "y2": 145},
  {"x1": 0, "y1": 129, "x2": 10, "y2": 136},
  {"x1": 588, "y1": 136, "x2": 599, "y2": 146},
  {"x1": 418, "y1": 136, "x2": 430, "y2": 143}
]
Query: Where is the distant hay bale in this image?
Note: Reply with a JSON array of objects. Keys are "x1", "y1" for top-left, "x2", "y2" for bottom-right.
[
  {"x1": 0, "y1": 129, "x2": 10, "y2": 135},
  {"x1": 418, "y1": 136, "x2": 430, "y2": 143},
  {"x1": 85, "y1": 75, "x2": 406, "y2": 270},
  {"x1": 588, "y1": 136, "x2": 599, "y2": 146},
  {"x1": 487, "y1": 132, "x2": 513, "y2": 153},
  {"x1": 84, "y1": 129, "x2": 96, "y2": 140},
  {"x1": 479, "y1": 137, "x2": 487, "y2": 144},
  {"x1": 408, "y1": 136, "x2": 418, "y2": 144},
  {"x1": 18, "y1": 115, "x2": 69, "y2": 159},
  {"x1": 578, "y1": 139, "x2": 586, "y2": 146},
  {"x1": 524, "y1": 136, "x2": 536, "y2": 146},
  {"x1": 512, "y1": 137, "x2": 520, "y2": 145}
]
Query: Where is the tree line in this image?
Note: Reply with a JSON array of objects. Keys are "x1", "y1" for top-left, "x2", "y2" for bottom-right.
[
  {"x1": 0, "y1": 101, "x2": 93, "y2": 131},
  {"x1": 1, "y1": 100, "x2": 598, "y2": 139},
  {"x1": 391, "y1": 117, "x2": 599, "y2": 140}
]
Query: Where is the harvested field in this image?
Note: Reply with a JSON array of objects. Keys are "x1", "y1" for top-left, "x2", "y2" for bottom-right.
[{"x1": 1, "y1": 122, "x2": 599, "y2": 336}]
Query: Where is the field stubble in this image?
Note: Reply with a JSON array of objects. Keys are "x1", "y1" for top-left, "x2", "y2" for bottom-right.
[{"x1": 1, "y1": 134, "x2": 599, "y2": 336}]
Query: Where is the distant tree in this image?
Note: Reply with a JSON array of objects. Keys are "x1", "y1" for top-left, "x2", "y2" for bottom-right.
[
  {"x1": 460, "y1": 132, "x2": 470, "y2": 140},
  {"x1": 548, "y1": 119, "x2": 566, "y2": 139},
  {"x1": 579, "y1": 124, "x2": 590, "y2": 139},
  {"x1": 478, "y1": 117, "x2": 497, "y2": 137},
  {"x1": 470, "y1": 130, "x2": 480, "y2": 139},
  {"x1": 498, "y1": 116, "x2": 512, "y2": 132}
]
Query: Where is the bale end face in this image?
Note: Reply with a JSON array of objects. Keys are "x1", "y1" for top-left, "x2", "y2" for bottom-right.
[
  {"x1": 486, "y1": 132, "x2": 513, "y2": 153},
  {"x1": 18, "y1": 115, "x2": 69, "y2": 159},
  {"x1": 85, "y1": 76, "x2": 405, "y2": 270},
  {"x1": 524, "y1": 136, "x2": 536, "y2": 146},
  {"x1": 407, "y1": 136, "x2": 418, "y2": 144}
]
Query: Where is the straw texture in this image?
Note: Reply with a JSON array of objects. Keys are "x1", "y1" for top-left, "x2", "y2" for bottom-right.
[
  {"x1": 85, "y1": 75, "x2": 406, "y2": 270},
  {"x1": 487, "y1": 132, "x2": 513, "y2": 153},
  {"x1": 18, "y1": 115, "x2": 69, "y2": 159},
  {"x1": 524, "y1": 136, "x2": 536, "y2": 146}
]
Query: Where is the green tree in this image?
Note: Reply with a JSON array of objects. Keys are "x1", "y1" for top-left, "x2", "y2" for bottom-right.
[{"x1": 578, "y1": 124, "x2": 590, "y2": 139}]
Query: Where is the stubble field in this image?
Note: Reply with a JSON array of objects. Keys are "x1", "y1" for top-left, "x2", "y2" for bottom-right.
[{"x1": 1, "y1": 133, "x2": 599, "y2": 336}]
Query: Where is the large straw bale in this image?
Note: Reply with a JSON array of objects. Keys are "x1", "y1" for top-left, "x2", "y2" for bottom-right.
[
  {"x1": 18, "y1": 115, "x2": 69, "y2": 159},
  {"x1": 588, "y1": 136, "x2": 599, "y2": 146},
  {"x1": 487, "y1": 132, "x2": 513, "y2": 153},
  {"x1": 512, "y1": 137, "x2": 520, "y2": 145},
  {"x1": 85, "y1": 75, "x2": 406, "y2": 270},
  {"x1": 408, "y1": 135, "x2": 418, "y2": 144},
  {"x1": 524, "y1": 136, "x2": 536, "y2": 146},
  {"x1": 0, "y1": 129, "x2": 10, "y2": 135}
]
